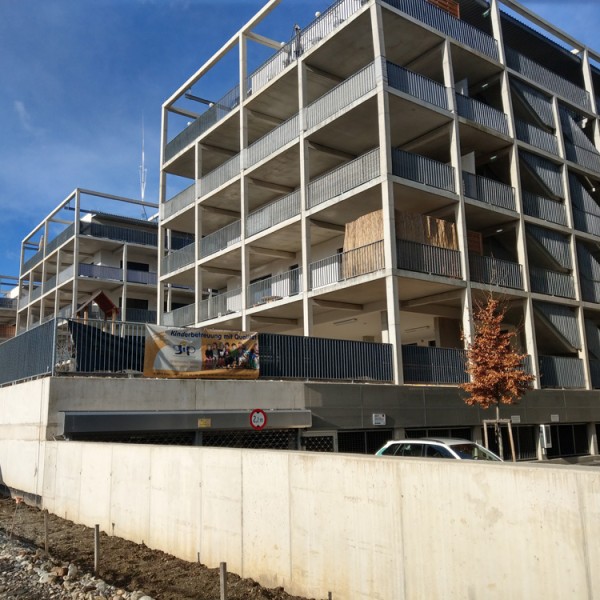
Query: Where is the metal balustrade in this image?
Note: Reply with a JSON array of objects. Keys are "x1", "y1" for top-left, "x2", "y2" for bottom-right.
[
  {"x1": 305, "y1": 63, "x2": 377, "y2": 130},
  {"x1": 386, "y1": 62, "x2": 448, "y2": 109},
  {"x1": 248, "y1": 268, "x2": 302, "y2": 307},
  {"x1": 538, "y1": 355, "x2": 585, "y2": 389},
  {"x1": 402, "y1": 345, "x2": 468, "y2": 384},
  {"x1": 392, "y1": 148, "x2": 455, "y2": 192},
  {"x1": 505, "y1": 47, "x2": 590, "y2": 111},
  {"x1": 22, "y1": 250, "x2": 43, "y2": 273},
  {"x1": 247, "y1": 190, "x2": 301, "y2": 237},
  {"x1": 246, "y1": 115, "x2": 299, "y2": 169},
  {"x1": 564, "y1": 143, "x2": 600, "y2": 174},
  {"x1": 125, "y1": 308, "x2": 157, "y2": 323},
  {"x1": 126, "y1": 270, "x2": 157, "y2": 286},
  {"x1": 382, "y1": 0, "x2": 498, "y2": 59},
  {"x1": 164, "y1": 85, "x2": 240, "y2": 163},
  {"x1": 200, "y1": 221, "x2": 241, "y2": 258},
  {"x1": 80, "y1": 223, "x2": 158, "y2": 247},
  {"x1": 163, "y1": 303, "x2": 196, "y2": 327},
  {"x1": 78, "y1": 263, "x2": 123, "y2": 282},
  {"x1": 396, "y1": 238, "x2": 461, "y2": 278},
  {"x1": 310, "y1": 240, "x2": 385, "y2": 288},
  {"x1": 522, "y1": 191, "x2": 567, "y2": 226},
  {"x1": 455, "y1": 93, "x2": 508, "y2": 135},
  {"x1": 462, "y1": 172, "x2": 516, "y2": 211},
  {"x1": 199, "y1": 154, "x2": 241, "y2": 198},
  {"x1": 45, "y1": 224, "x2": 75, "y2": 256},
  {"x1": 161, "y1": 242, "x2": 196, "y2": 275},
  {"x1": 590, "y1": 359, "x2": 600, "y2": 389},
  {"x1": 520, "y1": 151, "x2": 564, "y2": 199},
  {"x1": 469, "y1": 254, "x2": 523, "y2": 289},
  {"x1": 57, "y1": 265, "x2": 75, "y2": 286},
  {"x1": 308, "y1": 149, "x2": 380, "y2": 209},
  {"x1": 580, "y1": 278, "x2": 600, "y2": 304},
  {"x1": 0, "y1": 298, "x2": 17, "y2": 309},
  {"x1": 529, "y1": 266, "x2": 575, "y2": 299},
  {"x1": 573, "y1": 208, "x2": 600, "y2": 237},
  {"x1": 515, "y1": 119, "x2": 559, "y2": 155},
  {"x1": 30, "y1": 287, "x2": 42, "y2": 302},
  {"x1": 42, "y1": 275, "x2": 57, "y2": 294},
  {"x1": 162, "y1": 184, "x2": 196, "y2": 221},
  {"x1": 199, "y1": 289, "x2": 242, "y2": 322}
]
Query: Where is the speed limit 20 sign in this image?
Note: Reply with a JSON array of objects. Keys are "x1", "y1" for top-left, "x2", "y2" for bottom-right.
[{"x1": 250, "y1": 408, "x2": 267, "y2": 431}]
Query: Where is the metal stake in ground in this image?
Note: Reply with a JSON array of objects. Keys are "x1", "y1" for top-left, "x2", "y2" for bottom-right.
[
  {"x1": 94, "y1": 525, "x2": 100, "y2": 574},
  {"x1": 220, "y1": 562, "x2": 227, "y2": 600},
  {"x1": 44, "y1": 510, "x2": 49, "y2": 553}
]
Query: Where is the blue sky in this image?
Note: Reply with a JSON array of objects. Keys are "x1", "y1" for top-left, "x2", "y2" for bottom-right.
[{"x1": 1, "y1": 0, "x2": 599, "y2": 278}]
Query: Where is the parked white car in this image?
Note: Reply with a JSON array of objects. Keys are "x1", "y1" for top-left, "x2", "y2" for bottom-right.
[{"x1": 375, "y1": 438, "x2": 503, "y2": 461}]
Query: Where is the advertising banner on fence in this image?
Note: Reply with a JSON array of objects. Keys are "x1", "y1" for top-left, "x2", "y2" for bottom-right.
[{"x1": 143, "y1": 325, "x2": 259, "y2": 379}]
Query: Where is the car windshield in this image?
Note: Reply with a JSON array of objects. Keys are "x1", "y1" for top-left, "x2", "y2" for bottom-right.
[{"x1": 449, "y1": 443, "x2": 501, "y2": 461}]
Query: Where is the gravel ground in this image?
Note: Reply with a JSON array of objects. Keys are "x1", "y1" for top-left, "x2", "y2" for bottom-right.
[{"x1": 0, "y1": 495, "x2": 317, "y2": 600}]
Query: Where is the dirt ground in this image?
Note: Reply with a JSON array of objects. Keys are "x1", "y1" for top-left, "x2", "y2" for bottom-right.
[{"x1": 0, "y1": 495, "x2": 317, "y2": 600}]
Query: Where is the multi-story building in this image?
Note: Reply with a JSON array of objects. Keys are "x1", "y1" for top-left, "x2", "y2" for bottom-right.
[
  {"x1": 155, "y1": 0, "x2": 600, "y2": 457},
  {"x1": 18, "y1": 189, "x2": 194, "y2": 331},
  {"x1": 0, "y1": 275, "x2": 18, "y2": 342}
]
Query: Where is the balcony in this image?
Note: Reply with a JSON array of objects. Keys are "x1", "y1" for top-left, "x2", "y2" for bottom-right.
[
  {"x1": 382, "y1": 0, "x2": 499, "y2": 60},
  {"x1": 538, "y1": 355, "x2": 585, "y2": 389},
  {"x1": 80, "y1": 223, "x2": 158, "y2": 247},
  {"x1": 306, "y1": 62, "x2": 377, "y2": 130},
  {"x1": 22, "y1": 249, "x2": 44, "y2": 273},
  {"x1": 308, "y1": 149, "x2": 380, "y2": 209},
  {"x1": 462, "y1": 172, "x2": 516, "y2": 211},
  {"x1": 199, "y1": 289, "x2": 242, "y2": 322},
  {"x1": 505, "y1": 47, "x2": 590, "y2": 111},
  {"x1": 247, "y1": 190, "x2": 301, "y2": 237},
  {"x1": 386, "y1": 62, "x2": 448, "y2": 110},
  {"x1": 248, "y1": 268, "x2": 302, "y2": 307},
  {"x1": 396, "y1": 238, "x2": 461, "y2": 278},
  {"x1": 591, "y1": 359, "x2": 600, "y2": 389},
  {"x1": 199, "y1": 154, "x2": 241, "y2": 198},
  {"x1": 162, "y1": 184, "x2": 196, "y2": 221},
  {"x1": 455, "y1": 94, "x2": 508, "y2": 135},
  {"x1": 573, "y1": 208, "x2": 600, "y2": 237},
  {"x1": 200, "y1": 221, "x2": 241, "y2": 259},
  {"x1": 163, "y1": 303, "x2": 196, "y2": 327},
  {"x1": 529, "y1": 266, "x2": 575, "y2": 299},
  {"x1": 580, "y1": 278, "x2": 600, "y2": 304},
  {"x1": 564, "y1": 143, "x2": 600, "y2": 174},
  {"x1": 246, "y1": 115, "x2": 299, "y2": 170},
  {"x1": 392, "y1": 149, "x2": 455, "y2": 193},
  {"x1": 310, "y1": 240, "x2": 385, "y2": 289},
  {"x1": 402, "y1": 345, "x2": 468, "y2": 384},
  {"x1": 161, "y1": 242, "x2": 195, "y2": 275},
  {"x1": 522, "y1": 191, "x2": 567, "y2": 226},
  {"x1": 125, "y1": 308, "x2": 157, "y2": 324},
  {"x1": 45, "y1": 224, "x2": 75, "y2": 256},
  {"x1": 469, "y1": 254, "x2": 523, "y2": 289},
  {"x1": 515, "y1": 119, "x2": 559, "y2": 155},
  {"x1": 78, "y1": 264, "x2": 158, "y2": 286}
]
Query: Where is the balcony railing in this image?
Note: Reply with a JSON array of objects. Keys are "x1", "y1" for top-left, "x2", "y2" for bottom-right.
[
  {"x1": 386, "y1": 62, "x2": 448, "y2": 110},
  {"x1": 580, "y1": 278, "x2": 600, "y2": 304},
  {"x1": 42, "y1": 274, "x2": 57, "y2": 295},
  {"x1": 125, "y1": 308, "x2": 157, "y2": 324},
  {"x1": 392, "y1": 148, "x2": 455, "y2": 193},
  {"x1": 573, "y1": 208, "x2": 600, "y2": 237},
  {"x1": 163, "y1": 303, "x2": 196, "y2": 327},
  {"x1": 126, "y1": 270, "x2": 157, "y2": 286},
  {"x1": 396, "y1": 238, "x2": 461, "y2": 278},
  {"x1": 246, "y1": 115, "x2": 300, "y2": 169},
  {"x1": 564, "y1": 143, "x2": 600, "y2": 174},
  {"x1": 505, "y1": 47, "x2": 590, "y2": 111},
  {"x1": 45, "y1": 224, "x2": 75, "y2": 256},
  {"x1": 79, "y1": 264, "x2": 156, "y2": 285},
  {"x1": 590, "y1": 359, "x2": 600, "y2": 389},
  {"x1": 515, "y1": 119, "x2": 559, "y2": 155},
  {"x1": 22, "y1": 249, "x2": 44, "y2": 273},
  {"x1": 57, "y1": 265, "x2": 75, "y2": 286},
  {"x1": 455, "y1": 93, "x2": 508, "y2": 135},
  {"x1": 402, "y1": 345, "x2": 467, "y2": 384},
  {"x1": 248, "y1": 268, "x2": 302, "y2": 307},
  {"x1": 529, "y1": 266, "x2": 575, "y2": 299},
  {"x1": 522, "y1": 191, "x2": 567, "y2": 226},
  {"x1": 199, "y1": 154, "x2": 241, "y2": 198},
  {"x1": 200, "y1": 221, "x2": 241, "y2": 258},
  {"x1": 308, "y1": 148, "x2": 380, "y2": 209},
  {"x1": 539, "y1": 355, "x2": 585, "y2": 389},
  {"x1": 0, "y1": 297, "x2": 17, "y2": 310},
  {"x1": 80, "y1": 223, "x2": 158, "y2": 247},
  {"x1": 161, "y1": 242, "x2": 195, "y2": 275},
  {"x1": 310, "y1": 240, "x2": 385, "y2": 289},
  {"x1": 469, "y1": 254, "x2": 523, "y2": 289},
  {"x1": 247, "y1": 190, "x2": 301, "y2": 237},
  {"x1": 462, "y1": 172, "x2": 516, "y2": 211},
  {"x1": 199, "y1": 289, "x2": 242, "y2": 322},
  {"x1": 305, "y1": 62, "x2": 377, "y2": 130},
  {"x1": 162, "y1": 184, "x2": 196, "y2": 221},
  {"x1": 520, "y1": 151, "x2": 564, "y2": 199},
  {"x1": 382, "y1": 0, "x2": 498, "y2": 60}
]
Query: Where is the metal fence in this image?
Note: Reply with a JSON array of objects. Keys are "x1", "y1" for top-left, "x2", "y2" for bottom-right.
[
  {"x1": 199, "y1": 289, "x2": 242, "y2": 322},
  {"x1": 161, "y1": 242, "x2": 196, "y2": 275},
  {"x1": 469, "y1": 254, "x2": 523, "y2": 290},
  {"x1": 564, "y1": 143, "x2": 600, "y2": 174},
  {"x1": 247, "y1": 268, "x2": 302, "y2": 306},
  {"x1": 462, "y1": 171, "x2": 516, "y2": 211},
  {"x1": 386, "y1": 62, "x2": 448, "y2": 110},
  {"x1": 538, "y1": 355, "x2": 585, "y2": 389},
  {"x1": 199, "y1": 154, "x2": 241, "y2": 198},
  {"x1": 246, "y1": 115, "x2": 300, "y2": 169},
  {"x1": 396, "y1": 239, "x2": 461, "y2": 279},
  {"x1": 529, "y1": 267, "x2": 576, "y2": 299},
  {"x1": 455, "y1": 93, "x2": 508, "y2": 135},
  {"x1": 200, "y1": 221, "x2": 241, "y2": 258},
  {"x1": 247, "y1": 190, "x2": 301, "y2": 237},
  {"x1": 392, "y1": 148, "x2": 455, "y2": 193},
  {"x1": 521, "y1": 191, "x2": 567, "y2": 226},
  {"x1": 162, "y1": 184, "x2": 196, "y2": 221},
  {"x1": 515, "y1": 119, "x2": 559, "y2": 155},
  {"x1": 402, "y1": 345, "x2": 467, "y2": 384}
]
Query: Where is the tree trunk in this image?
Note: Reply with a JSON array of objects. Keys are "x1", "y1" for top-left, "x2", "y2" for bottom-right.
[{"x1": 495, "y1": 402, "x2": 504, "y2": 459}]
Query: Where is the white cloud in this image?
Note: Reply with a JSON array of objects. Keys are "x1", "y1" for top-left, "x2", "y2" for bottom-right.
[{"x1": 13, "y1": 100, "x2": 39, "y2": 135}]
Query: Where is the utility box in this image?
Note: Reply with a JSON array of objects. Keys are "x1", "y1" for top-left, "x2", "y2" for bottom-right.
[{"x1": 540, "y1": 424, "x2": 552, "y2": 449}]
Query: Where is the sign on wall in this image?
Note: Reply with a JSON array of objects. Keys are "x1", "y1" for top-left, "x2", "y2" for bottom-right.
[{"x1": 143, "y1": 325, "x2": 259, "y2": 379}]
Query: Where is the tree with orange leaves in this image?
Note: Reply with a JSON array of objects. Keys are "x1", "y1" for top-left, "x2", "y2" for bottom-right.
[{"x1": 461, "y1": 295, "x2": 534, "y2": 458}]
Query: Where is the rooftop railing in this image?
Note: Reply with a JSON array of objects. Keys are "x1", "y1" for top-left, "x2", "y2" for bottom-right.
[
  {"x1": 80, "y1": 223, "x2": 158, "y2": 247},
  {"x1": 469, "y1": 254, "x2": 523, "y2": 289},
  {"x1": 402, "y1": 345, "x2": 468, "y2": 384},
  {"x1": 396, "y1": 238, "x2": 462, "y2": 278},
  {"x1": 515, "y1": 119, "x2": 559, "y2": 155},
  {"x1": 455, "y1": 93, "x2": 508, "y2": 135},
  {"x1": 163, "y1": 303, "x2": 196, "y2": 327},
  {"x1": 199, "y1": 289, "x2": 242, "y2": 322},
  {"x1": 199, "y1": 154, "x2": 241, "y2": 198},
  {"x1": 522, "y1": 191, "x2": 567, "y2": 226},
  {"x1": 200, "y1": 221, "x2": 241, "y2": 259},
  {"x1": 529, "y1": 266, "x2": 575, "y2": 299},
  {"x1": 248, "y1": 268, "x2": 302, "y2": 307},
  {"x1": 573, "y1": 208, "x2": 600, "y2": 238},
  {"x1": 247, "y1": 190, "x2": 301, "y2": 237},
  {"x1": 308, "y1": 148, "x2": 380, "y2": 209},
  {"x1": 462, "y1": 172, "x2": 516, "y2": 211},
  {"x1": 246, "y1": 115, "x2": 300, "y2": 169},
  {"x1": 564, "y1": 143, "x2": 600, "y2": 174},
  {"x1": 392, "y1": 148, "x2": 456, "y2": 193},
  {"x1": 538, "y1": 355, "x2": 585, "y2": 389},
  {"x1": 386, "y1": 61, "x2": 448, "y2": 110},
  {"x1": 161, "y1": 242, "x2": 195, "y2": 276},
  {"x1": 162, "y1": 184, "x2": 196, "y2": 221}
]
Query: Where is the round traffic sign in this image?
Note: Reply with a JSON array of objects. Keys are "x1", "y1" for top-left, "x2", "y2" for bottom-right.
[{"x1": 250, "y1": 408, "x2": 267, "y2": 431}]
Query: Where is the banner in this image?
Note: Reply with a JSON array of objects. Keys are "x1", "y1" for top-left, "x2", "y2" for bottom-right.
[{"x1": 143, "y1": 325, "x2": 259, "y2": 379}]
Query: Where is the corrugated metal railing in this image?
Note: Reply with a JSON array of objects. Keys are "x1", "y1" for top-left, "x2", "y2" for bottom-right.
[
  {"x1": 382, "y1": 0, "x2": 498, "y2": 60},
  {"x1": 307, "y1": 149, "x2": 380, "y2": 209},
  {"x1": 469, "y1": 254, "x2": 523, "y2": 289},
  {"x1": 386, "y1": 61, "x2": 448, "y2": 109},
  {"x1": 396, "y1": 238, "x2": 462, "y2": 278},
  {"x1": 200, "y1": 221, "x2": 241, "y2": 258},
  {"x1": 573, "y1": 208, "x2": 600, "y2": 237},
  {"x1": 161, "y1": 242, "x2": 195, "y2": 275},
  {"x1": 392, "y1": 148, "x2": 455, "y2": 192},
  {"x1": 162, "y1": 184, "x2": 196, "y2": 221},
  {"x1": 455, "y1": 93, "x2": 508, "y2": 135},
  {"x1": 526, "y1": 224, "x2": 571, "y2": 269},
  {"x1": 534, "y1": 301, "x2": 581, "y2": 349},
  {"x1": 402, "y1": 345, "x2": 467, "y2": 384},
  {"x1": 539, "y1": 355, "x2": 585, "y2": 389},
  {"x1": 520, "y1": 152, "x2": 564, "y2": 199},
  {"x1": 462, "y1": 172, "x2": 516, "y2": 211},
  {"x1": 199, "y1": 154, "x2": 241, "y2": 198},
  {"x1": 248, "y1": 268, "x2": 302, "y2": 307},
  {"x1": 163, "y1": 303, "x2": 196, "y2": 327},
  {"x1": 305, "y1": 62, "x2": 377, "y2": 130},
  {"x1": 246, "y1": 115, "x2": 300, "y2": 169},
  {"x1": 529, "y1": 266, "x2": 575, "y2": 299},
  {"x1": 522, "y1": 191, "x2": 567, "y2": 225},
  {"x1": 505, "y1": 47, "x2": 590, "y2": 111},
  {"x1": 511, "y1": 80, "x2": 555, "y2": 128},
  {"x1": 564, "y1": 143, "x2": 600, "y2": 173},
  {"x1": 590, "y1": 359, "x2": 600, "y2": 388},
  {"x1": 580, "y1": 278, "x2": 600, "y2": 304},
  {"x1": 199, "y1": 289, "x2": 242, "y2": 322},
  {"x1": 515, "y1": 119, "x2": 559, "y2": 155},
  {"x1": 247, "y1": 190, "x2": 301, "y2": 237}
]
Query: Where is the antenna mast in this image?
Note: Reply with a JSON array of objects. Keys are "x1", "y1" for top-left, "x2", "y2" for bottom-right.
[{"x1": 140, "y1": 115, "x2": 148, "y2": 219}]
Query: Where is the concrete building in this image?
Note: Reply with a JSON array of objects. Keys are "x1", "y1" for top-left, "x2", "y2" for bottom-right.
[
  {"x1": 17, "y1": 189, "x2": 193, "y2": 331},
  {"x1": 156, "y1": 0, "x2": 600, "y2": 457},
  {"x1": 0, "y1": 275, "x2": 18, "y2": 342}
]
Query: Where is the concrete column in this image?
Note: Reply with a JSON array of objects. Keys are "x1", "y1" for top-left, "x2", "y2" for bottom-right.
[
  {"x1": 240, "y1": 33, "x2": 249, "y2": 331},
  {"x1": 581, "y1": 49, "x2": 597, "y2": 117},
  {"x1": 157, "y1": 106, "x2": 168, "y2": 325},
  {"x1": 121, "y1": 245, "x2": 128, "y2": 322},
  {"x1": 72, "y1": 190, "x2": 81, "y2": 318},
  {"x1": 194, "y1": 142, "x2": 202, "y2": 326}
]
